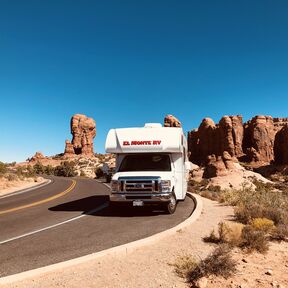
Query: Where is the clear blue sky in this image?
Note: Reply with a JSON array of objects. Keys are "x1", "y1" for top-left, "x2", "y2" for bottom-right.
[{"x1": 1, "y1": 0, "x2": 288, "y2": 162}]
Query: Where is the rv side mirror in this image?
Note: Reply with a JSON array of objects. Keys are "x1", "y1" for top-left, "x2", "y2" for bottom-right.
[{"x1": 185, "y1": 161, "x2": 193, "y2": 171}]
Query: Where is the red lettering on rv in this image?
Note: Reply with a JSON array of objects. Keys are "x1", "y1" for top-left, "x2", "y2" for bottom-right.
[{"x1": 123, "y1": 140, "x2": 161, "y2": 146}]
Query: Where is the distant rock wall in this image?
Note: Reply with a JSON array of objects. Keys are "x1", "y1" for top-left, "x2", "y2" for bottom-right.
[{"x1": 188, "y1": 115, "x2": 288, "y2": 166}]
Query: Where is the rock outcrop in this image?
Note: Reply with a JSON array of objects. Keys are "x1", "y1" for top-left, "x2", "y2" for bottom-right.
[
  {"x1": 274, "y1": 125, "x2": 288, "y2": 164},
  {"x1": 189, "y1": 115, "x2": 244, "y2": 165},
  {"x1": 29, "y1": 152, "x2": 46, "y2": 162},
  {"x1": 164, "y1": 114, "x2": 182, "y2": 127},
  {"x1": 203, "y1": 151, "x2": 237, "y2": 178},
  {"x1": 64, "y1": 114, "x2": 96, "y2": 158},
  {"x1": 243, "y1": 116, "x2": 275, "y2": 163},
  {"x1": 188, "y1": 115, "x2": 288, "y2": 167}
]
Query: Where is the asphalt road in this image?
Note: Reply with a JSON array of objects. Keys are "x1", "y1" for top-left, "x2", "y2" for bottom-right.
[{"x1": 0, "y1": 176, "x2": 195, "y2": 277}]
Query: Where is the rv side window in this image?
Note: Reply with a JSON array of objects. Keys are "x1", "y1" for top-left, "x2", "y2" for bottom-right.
[{"x1": 119, "y1": 154, "x2": 171, "y2": 172}]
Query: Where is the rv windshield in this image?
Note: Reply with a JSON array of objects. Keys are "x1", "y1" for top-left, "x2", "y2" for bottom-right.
[{"x1": 119, "y1": 154, "x2": 171, "y2": 172}]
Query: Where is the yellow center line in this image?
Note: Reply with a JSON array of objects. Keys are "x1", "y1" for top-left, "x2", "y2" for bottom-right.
[{"x1": 0, "y1": 180, "x2": 77, "y2": 216}]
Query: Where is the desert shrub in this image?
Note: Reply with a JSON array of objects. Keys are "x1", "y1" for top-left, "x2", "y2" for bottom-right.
[
  {"x1": 270, "y1": 224, "x2": 288, "y2": 241},
  {"x1": 0, "y1": 162, "x2": 7, "y2": 174},
  {"x1": 203, "y1": 222, "x2": 244, "y2": 246},
  {"x1": 186, "y1": 245, "x2": 237, "y2": 283},
  {"x1": 54, "y1": 161, "x2": 77, "y2": 177},
  {"x1": 172, "y1": 255, "x2": 198, "y2": 279},
  {"x1": 203, "y1": 228, "x2": 220, "y2": 244},
  {"x1": 250, "y1": 218, "x2": 274, "y2": 233},
  {"x1": 80, "y1": 170, "x2": 86, "y2": 177},
  {"x1": 26, "y1": 165, "x2": 36, "y2": 177},
  {"x1": 15, "y1": 165, "x2": 35, "y2": 177},
  {"x1": 95, "y1": 167, "x2": 104, "y2": 178},
  {"x1": 207, "y1": 185, "x2": 221, "y2": 192},
  {"x1": 199, "y1": 190, "x2": 219, "y2": 201},
  {"x1": 33, "y1": 162, "x2": 45, "y2": 174},
  {"x1": 5, "y1": 173, "x2": 18, "y2": 181},
  {"x1": 44, "y1": 165, "x2": 55, "y2": 175},
  {"x1": 220, "y1": 182, "x2": 288, "y2": 225},
  {"x1": 219, "y1": 188, "x2": 240, "y2": 205},
  {"x1": 240, "y1": 225, "x2": 269, "y2": 253}
]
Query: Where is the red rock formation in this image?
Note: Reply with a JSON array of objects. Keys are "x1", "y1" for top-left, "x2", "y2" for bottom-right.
[
  {"x1": 64, "y1": 114, "x2": 96, "y2": 157},
  {"x1": 219, "y1": 116, "x2": 244, "y2": 158},
  {"x1": 274, "y1": 125, "x2": 288, "y2": 164},
  {"x1": 29, "y1": 152, "x2": 46, "y2": 162},
  {"x1": 64, "y1": 140, "x2": 75, "y2": 155},
  {"x1": 164, "y1": 114, "x2": 182, "y2": 127},
  {"x1": 203, "y1": 151, "x2": 237, "y2": 178},
  {"x1": 188, "y1": 115, "x2": 288, "y2": 166},
  {"x1": 189, "y1": 116, "x2": 243, "y2": 165},
  {"x1": 243, "y1": 116, "x2": 275, "y2": 163}
]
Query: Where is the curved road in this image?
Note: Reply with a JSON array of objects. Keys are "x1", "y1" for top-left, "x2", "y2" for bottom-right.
[{"x1": 0, "y1": 176, "x2": 195, "y2": 277}]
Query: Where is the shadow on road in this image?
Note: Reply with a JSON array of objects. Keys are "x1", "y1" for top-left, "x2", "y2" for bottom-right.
[{"x1": 48, "y1": 195, "x2": 167, "y2": 217}]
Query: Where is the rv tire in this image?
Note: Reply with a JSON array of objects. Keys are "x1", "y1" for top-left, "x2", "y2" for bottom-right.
[{"x1": 164, "y1": 193, "x2": 177, "y2": 214}]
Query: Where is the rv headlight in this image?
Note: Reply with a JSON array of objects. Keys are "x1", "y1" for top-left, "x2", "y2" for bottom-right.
[
  {"x1": 160, "y1": 180, "x2": 171, "y2": 193},
  {"x1": 111, "y1": 180, "x2": 119, "y2": 192}
]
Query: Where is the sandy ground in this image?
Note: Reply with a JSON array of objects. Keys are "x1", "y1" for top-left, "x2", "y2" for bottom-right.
[
  {"x1": 0, "y1": 177, "x2": 46, "y2": 197},
  {"x1": 1, "y1": 197, "x2": 287, "y2": 288},
  {"x1": 206, "y1": 242, "x2": 288, "y2": 288}
]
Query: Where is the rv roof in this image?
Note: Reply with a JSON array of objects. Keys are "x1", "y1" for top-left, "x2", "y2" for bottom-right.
[{"x1": 105, "y1": 126, "x2": 184, "y2": 154}]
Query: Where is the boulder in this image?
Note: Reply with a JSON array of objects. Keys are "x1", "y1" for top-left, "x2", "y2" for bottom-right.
[{"x1": 164, "y1": 114, "x2": 182, "y2": 127}]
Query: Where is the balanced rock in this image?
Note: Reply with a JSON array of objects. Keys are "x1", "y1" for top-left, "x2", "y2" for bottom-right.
[{"x1": 64, "y1": 114, "x2": 96, "y2": 157}]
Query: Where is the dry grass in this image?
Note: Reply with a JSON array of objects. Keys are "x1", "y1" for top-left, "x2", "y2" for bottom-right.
[
  {"x1": 240, "y1": 225, "x2": 269, "y2": 253},
  {"x1": 186, "y1": 245, "x2": 237, "y2": 284},
  {"x1": 172, "y1": 255, "x2": 198, "y2": 279},
  {"x1": 173, "y1": 245, "x2": 237, "y2": 286},
  {"x1": 220, "y1": 180, "x2": 288, "y2": 226}
]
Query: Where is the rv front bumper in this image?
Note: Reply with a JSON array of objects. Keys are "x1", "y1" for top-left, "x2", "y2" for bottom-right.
[{"x1": 110, "y1": 192, "x2": 173, "y2": 203}]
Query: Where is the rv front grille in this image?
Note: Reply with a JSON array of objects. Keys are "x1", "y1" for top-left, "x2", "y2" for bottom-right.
[{"x1": 118, "y1": 177, "x2": 160, "y2": 193}]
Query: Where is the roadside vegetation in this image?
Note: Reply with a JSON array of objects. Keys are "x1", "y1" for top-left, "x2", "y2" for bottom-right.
[
  {"x1": 175, "y1": 177, "x2": 288, "y2": 286},
  {"x1": 0, "y1": 160, "x2": 78, "y2": 183},
  {"x1": 30, "y1": 161, "x2": 77, "y2": 177}
]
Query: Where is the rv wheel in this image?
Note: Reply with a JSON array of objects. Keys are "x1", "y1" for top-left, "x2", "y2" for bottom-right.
[{"x1": 164, "y1": 194, "x2": 177, "y2": 214}]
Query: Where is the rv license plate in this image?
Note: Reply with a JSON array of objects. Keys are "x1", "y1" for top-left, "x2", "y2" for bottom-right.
[{"x1": 133, "y1": 200, "x2": 144, "y2": 207}]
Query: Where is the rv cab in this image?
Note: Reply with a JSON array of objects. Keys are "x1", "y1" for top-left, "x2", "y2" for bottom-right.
[{"x1": 105, "y1": 123, "x2": 191, "y2": 214}]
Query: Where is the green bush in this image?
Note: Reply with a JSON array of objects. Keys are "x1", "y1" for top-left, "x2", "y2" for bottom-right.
[
  {"x1": 0, "y1": 162, "x2": 7, "y2": 174},
  {"x1": 44, "y1": 165, "x2": 55, "y2": 175},
  {"x1": 33, "y1": 162, "x2": 45, "y2": 174},
  {"x1": 54, "y1": 161, "x2": 77, "y2": 177}
]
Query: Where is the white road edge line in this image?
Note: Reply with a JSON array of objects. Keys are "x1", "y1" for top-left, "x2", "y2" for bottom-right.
[
  {"x1": 0, "y1": 179, "x2": 52, "y2": 200},
  {"x1": 0, "y1": 202, "x2": 109, "y2": 245}
]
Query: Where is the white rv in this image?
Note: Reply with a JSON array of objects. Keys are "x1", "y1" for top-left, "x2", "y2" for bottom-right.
[{"x1": 105, "y1": 123, "x2": 191, "y2": 214}]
